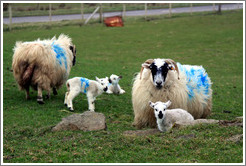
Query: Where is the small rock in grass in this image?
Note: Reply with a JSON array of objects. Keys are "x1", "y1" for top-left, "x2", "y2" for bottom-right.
[
  {"x1": 123, "y1": 129, "x2": 160, "y2": 136},
  {"x1": 227, "y1": 134, "x2": 243, "y2": 143},
  {"x1": 174, "y1": 119, "x2": 219, "y2": 128},
  {"x1": 176, "y1": 134, "x2": 196, "y2": 140},
  {"x1": 52, "y1": 111, "x2": 107, "y2": 132}
]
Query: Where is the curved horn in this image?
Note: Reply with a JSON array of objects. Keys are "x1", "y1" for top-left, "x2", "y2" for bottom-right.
[
  {"x1": 165, "y1": 59, "x2": 180, "y2": 80},
  {"x1": 140, "y1": 59, "x2": 154, "y2": 80}
]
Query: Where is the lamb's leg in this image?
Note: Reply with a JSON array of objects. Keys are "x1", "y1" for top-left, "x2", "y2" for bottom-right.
[
  {"x1": 53, "y1": 87, "x2": 58, "y2": 95},
  {"x1": 67, "y1": 90, "x2": 80, "y2": 112},
  {"x1": 87, "y1": 92, "x2": 95, "y2": 112},
  {"x1": 25, "y1": 86, "x2": 30, "y2": 100},
  {"x1": 37, "y1": 86, "x2": 44, "y2": 104},
  {"x1": 64, "y1": 92, "x2": 68, "y2": 106},
  {"x1": 118, "y1": 85, "x2": 125, "y2": 94}
]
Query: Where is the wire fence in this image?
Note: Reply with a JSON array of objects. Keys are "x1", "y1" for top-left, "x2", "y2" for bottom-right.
[{"x1": 3, "y1": 3, "x2": 243, "y2": 31}]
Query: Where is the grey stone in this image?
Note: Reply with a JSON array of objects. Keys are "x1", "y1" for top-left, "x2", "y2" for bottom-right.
[
  {"x1": 236, "y1": 116, "x2": 243, "y2": 122},
  {"x1": 52, "y1": 111, "x2": 106, "y2": 132},
  {"x1": 176, "y1": 134, "x2": 196, "y2": 140},
  {"x1": 174, "y1": 119, "x2": 219, "y2": 128},
  {"x1": 227, "y1": 134, "x2": 243, "y2": 143},
  {"x1": 123, "y1": 129, "x2": 160, "y2": 136}
]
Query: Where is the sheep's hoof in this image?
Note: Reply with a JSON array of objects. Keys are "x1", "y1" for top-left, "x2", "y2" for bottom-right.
[
  {"x1": 68, "y1": 107, "x2": 74, "y2": 112},
  {"x1": 37, "y1": 100, "x2": 45, "y2": 104},
  {"x1": 26, "y1": 96, "x2": 30, "y2": 100},
  {"x1": 64, "y1": 103, "x2": 67, "y2": 107},
  {"x1": 45, "y1": 95, "x2": 50, "y2": 99},
  {"x1": 53, "y1": 88, "x2": 58, "y2": 95},
  {"x1": 37, "y1": 96, "x2": 44, "y2": 104}
]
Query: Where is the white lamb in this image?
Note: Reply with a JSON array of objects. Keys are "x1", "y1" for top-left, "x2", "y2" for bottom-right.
[
  {"x1": 149, "y1": 100, "x2": 194, "y2": 132},
  {"x1": 64, "y1": 76, "x2": 109, "y2": 112},
  {"x1": 106, "y1": 74, "x2": 125, "y2": 94}
]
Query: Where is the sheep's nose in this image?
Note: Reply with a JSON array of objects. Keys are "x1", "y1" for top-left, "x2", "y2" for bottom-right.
[
  {"x1": 158, "y1": 111, "x2": 163, "y2": 119},
  {"x1": 156, "y1": 81, "x2": 162, "y2": 85},
  {"x1": 156, "y1": 81, "x2": 163, "y2": 89}
]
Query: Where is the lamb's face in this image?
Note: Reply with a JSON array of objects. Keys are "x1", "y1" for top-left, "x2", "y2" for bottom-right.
[
  {"x1": 95, "y1": 77, "x2": 109, "y2": 92},
  {"x1": 142, "y1": 59, "x2": 173, "y2": 89},
  {"x1": 109, "y1": 74, "x2": 122, "y2": 84},
  {"x1": 149, "y1": 100, "x2": 172, "y2": 120}
]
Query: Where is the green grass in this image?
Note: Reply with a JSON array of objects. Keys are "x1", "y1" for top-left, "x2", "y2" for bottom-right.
[{"x1": 3, "y1": 10, "x2": 243, "y2": 163}]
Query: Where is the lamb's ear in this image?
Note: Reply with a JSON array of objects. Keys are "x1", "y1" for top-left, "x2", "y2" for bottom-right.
[
  {"x1": 165, "y1": 100, "x2": 172, "y2": 108},
  {"x1": 95, "y1": 76, "x2": 99, "y2": 81},
  {"x1": 108, "y1": 78, "x2": 112, "y2": 83},
  {"x1": 149, "y1": 101, "x2": 155, "y2": 108}
]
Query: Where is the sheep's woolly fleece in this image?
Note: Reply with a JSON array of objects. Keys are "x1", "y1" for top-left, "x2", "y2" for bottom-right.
[{"x1": 177, "y1": 62, "x2": 211, "y2": 101}]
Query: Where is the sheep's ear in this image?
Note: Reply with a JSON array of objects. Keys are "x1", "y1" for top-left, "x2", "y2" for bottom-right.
[
  {"x1": 142, "y1": 62, "x2": 151, "y2": 69},
  {"x1": 165, "y1": 100, "x2": 172, "y2": 108},
  {"x1": 106, "y1": 77, "x2": 108, "y2": 80},
  {"x1": 149, "y1": 101, "x2": 155, "y2": 108},
  {"x1": 95, "y1": 77, "x2": 99, "y2": 81}
]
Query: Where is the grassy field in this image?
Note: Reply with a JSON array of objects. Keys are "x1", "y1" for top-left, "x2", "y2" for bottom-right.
[{"x1": 2, "y1": 10, "x2": 243, "y2": 163}]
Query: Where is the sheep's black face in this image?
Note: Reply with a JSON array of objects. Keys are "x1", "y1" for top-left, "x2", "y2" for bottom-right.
[
  {"x1": 149, "y1": 62, "x2": 169, "y2": 89},
  {"x1": 69, "y1": 45, "x2": 76, "y2": 66}
]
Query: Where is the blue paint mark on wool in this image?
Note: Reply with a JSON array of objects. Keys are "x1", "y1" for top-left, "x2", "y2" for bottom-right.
[
  {"x1": 108, "y1": 83, "x2": 112, "y2": 87},
  {"x1": 51, "y1": 43, "x2": 67, "y2": 70},
  {"x1": 80, "y1": 77, "x2": 90, "y2": 93},
  {"x1": 177, "y1": 62, "x2": 211, "y2": 100}
]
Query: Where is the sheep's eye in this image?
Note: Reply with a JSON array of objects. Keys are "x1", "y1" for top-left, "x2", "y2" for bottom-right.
[
  {"x1": 114, "y1": 78, "x2": 116, "y2": 80},
  {"x1": 163, "y1": 109, "x2": 166, "y2": 111},
  {"x1": 155, "y1": 109, "x2": 158, "y2": 112},
  {"x1": 101, "y1": 83, "x2": 104, "y2": 85}
]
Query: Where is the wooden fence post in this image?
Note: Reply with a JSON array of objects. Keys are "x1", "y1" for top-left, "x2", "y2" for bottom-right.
[
  {"x1": 9, "y1": 4, "x2": 12, "y2": 31},
  {"x1": 99, "y1": 3, "x2": 103, "y2": 23},
  {"x1": 190, "y1": 3, "x2": 193, "y2": 15},
  {"x1": 49, "y1": 3, "x2": 52, "y2": 24},
  {"x1": 169, "y1": 3, "x2": 172, "y2": 18},
  {"x1": 145, "y1": 3, "x2": 147, "y2": 20},
  {"x1": 81, "y1": 3, "x2": 84, "y2": 22},
  {"x1": 213, "y1": 3, "x2": 216, "y2": 12},
  {"x1": 123, "y1": 4, "x2": 126, "y2": 19}
]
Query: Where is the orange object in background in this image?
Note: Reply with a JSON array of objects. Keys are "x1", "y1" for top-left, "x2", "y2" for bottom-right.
[{"x1": 104, "y1": 16, "x2": 124, "y2": 27}]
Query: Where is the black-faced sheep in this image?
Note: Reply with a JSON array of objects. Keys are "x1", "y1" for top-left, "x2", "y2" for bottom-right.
[
  {"x1": 12, "y1": 34, "x2": 76, "y2": 104},
  {"x1": 132, "y1": 58, "x2": 212, "y2": 129}
]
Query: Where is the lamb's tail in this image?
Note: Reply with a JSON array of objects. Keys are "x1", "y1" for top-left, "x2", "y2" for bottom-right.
[{"x1": 66, "y1": 81, "x2": 70, "y2": 92}]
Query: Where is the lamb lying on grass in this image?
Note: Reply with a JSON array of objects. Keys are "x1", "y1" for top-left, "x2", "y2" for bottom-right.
[
  {"x1": 64, "y1": 76, "x2": 109, "y2": 112},
  {"x1": 149, "y1": 100, "x2": 194, "y2": 132},
  {"x1": 106, "y1": 74, "x2": 125, "y2": 94}
]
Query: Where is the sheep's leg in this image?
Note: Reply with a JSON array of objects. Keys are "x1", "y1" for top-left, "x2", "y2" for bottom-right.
[
  {"x1": 67, "y1": 90, "x2": 80, "y2": 112},
  {"x1": 45, "y1": 88, "x2": 51, "y2": 99},
  {"x1": 53, "y1": 87, "x2": 58, "y2": 95},
  {"x1": 64, "y1": 92, "x2": 68, "y2": 106},
  {"x1": 37, "y1": 86, "x2": 44, "y2": 104},
  {"x1": 87, "y1": 92, "x2": 95, "y2": 112},
  {"x1": 25, "y1": 87, "x2": 30, "y2": 100}
]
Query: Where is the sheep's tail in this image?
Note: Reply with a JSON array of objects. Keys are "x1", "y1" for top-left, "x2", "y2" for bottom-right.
[{"x1": 21, "y1": 64, "x2": 35, "y2": 88}]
